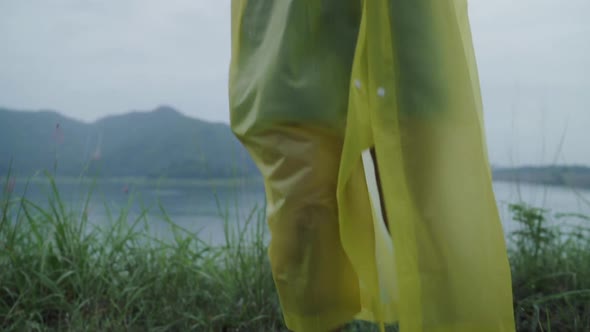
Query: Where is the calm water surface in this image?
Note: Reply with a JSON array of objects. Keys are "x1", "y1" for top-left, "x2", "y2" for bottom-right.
[{"x1": 8, "y1": 178, "x2": 590, "y2": 245}]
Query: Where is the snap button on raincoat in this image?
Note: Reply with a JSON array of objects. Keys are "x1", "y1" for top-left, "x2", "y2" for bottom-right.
[{"x1": 229, "y1": 1, "x2": 516, "y2": 331}]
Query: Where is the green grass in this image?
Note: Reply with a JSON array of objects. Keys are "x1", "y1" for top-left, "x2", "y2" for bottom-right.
[
  {"x1": 1, "y1": 175, "x2": 281, "y2": 331},
  {"x1": 1, "y1": 174, "x2": 589, "y2": 331},
  {"x1": 509, "y1": 204, "x2": 590, "y2": 331}
]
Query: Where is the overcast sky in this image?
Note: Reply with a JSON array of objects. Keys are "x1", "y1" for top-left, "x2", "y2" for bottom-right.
[{"x1": 0, "y1": 0, "x2": 588, "y2": 166}]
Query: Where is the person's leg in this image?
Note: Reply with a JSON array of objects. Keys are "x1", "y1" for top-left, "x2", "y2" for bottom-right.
[
  {"x1": 242, "y1": 127, "x2": 360, "y2": 332},
  {"x1": 229, "y1": 1, "x2": 363, "y2": 330}
]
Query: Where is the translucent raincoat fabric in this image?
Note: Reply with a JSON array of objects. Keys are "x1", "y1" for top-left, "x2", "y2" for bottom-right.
[{"x1": 229, "y1": 1, "x2": 515, "y2": 331}]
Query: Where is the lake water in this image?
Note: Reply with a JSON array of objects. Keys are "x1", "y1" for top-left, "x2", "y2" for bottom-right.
[{"x1": 6, "y1": 178, "x2": 590, "y2": 245}]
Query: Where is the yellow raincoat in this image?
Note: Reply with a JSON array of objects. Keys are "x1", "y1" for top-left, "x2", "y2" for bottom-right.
[{"x1": 229, "y1": 1, "x2": 515, "y2": 331}]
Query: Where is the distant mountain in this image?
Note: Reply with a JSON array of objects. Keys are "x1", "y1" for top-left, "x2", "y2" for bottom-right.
[
  {"x1": 3, "y1": 106, "x2": 589, "y2": 187},
  {"x1": 493, "y1": 165, "x2": 590, "y2": 189},
  {"x1": 0, "y1": 106, "x2": 258, "y2": 178}
]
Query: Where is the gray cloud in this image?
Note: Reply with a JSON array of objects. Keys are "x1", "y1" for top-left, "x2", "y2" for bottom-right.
[
  {"x1": 0, "y1": 0, "x2": 231, "y2": 122},
  {"x1": 470, "y1": 0, "x2": 590, "y2": 166},
  {"x1": 0, "y1": 0, "x2": 588, "y2": 165}
]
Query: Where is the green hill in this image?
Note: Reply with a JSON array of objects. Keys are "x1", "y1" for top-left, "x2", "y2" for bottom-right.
[
  {"x1": 0, "y1": 106, "x2": 258, "y2": 178},
  {"x1": 492, "y1": 165, "x2": 590, "y2": 189},
  {"x1": 3, "y1": 106, "x2": 589, "y2": 187}
]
